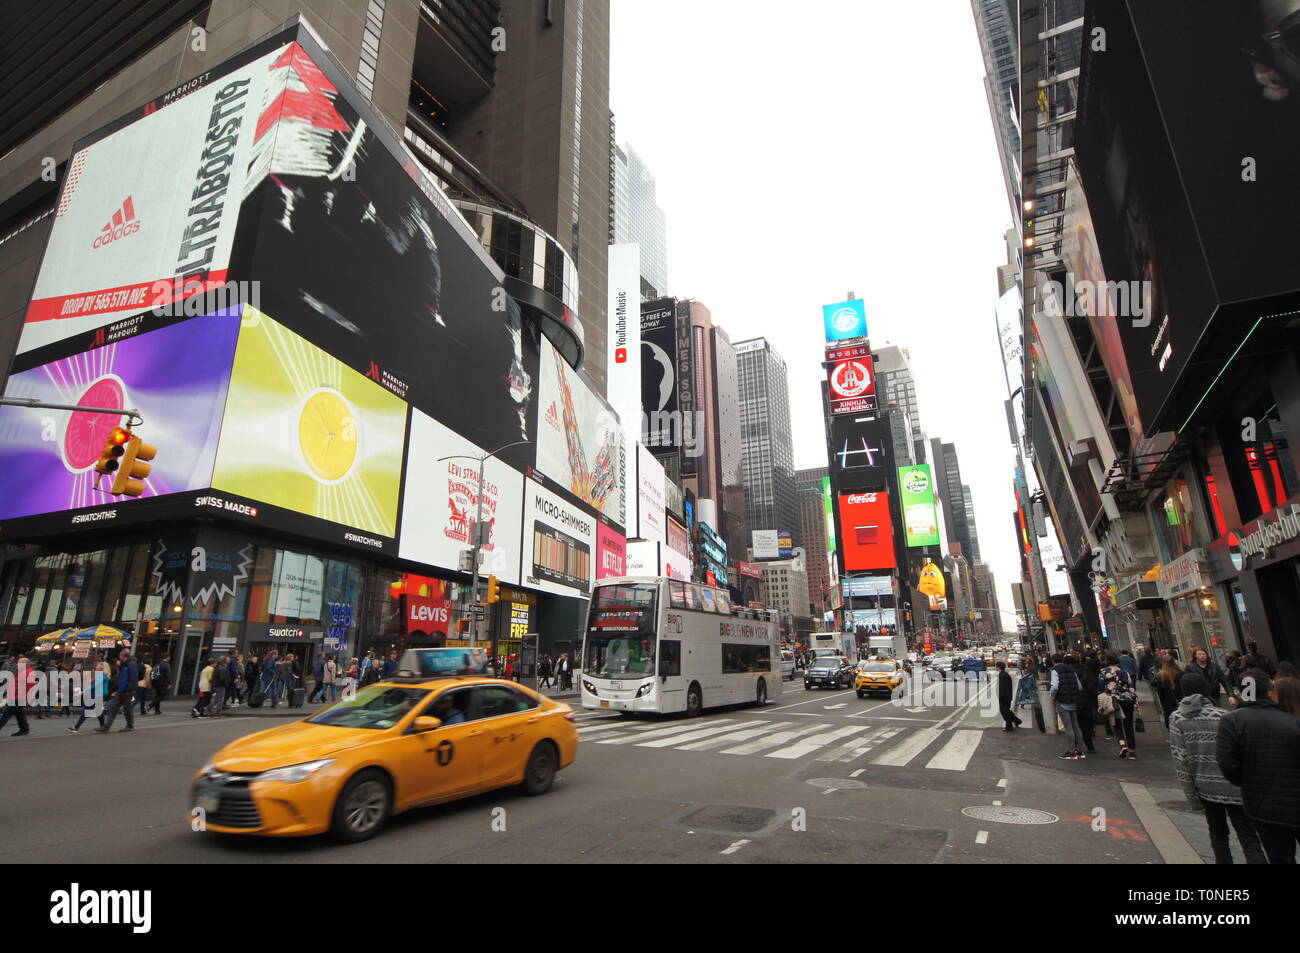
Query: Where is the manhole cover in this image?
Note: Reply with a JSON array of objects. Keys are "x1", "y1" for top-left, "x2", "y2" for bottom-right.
[
  {"x1": 961, "y1": 806, "x2": 1058, "y2": 825},
  {"x1": 679, "y1": 805, "x2": 776, "y2": 834},
  {"x1": 806, "y1": 777, "x2": 869, "y2": 790}
]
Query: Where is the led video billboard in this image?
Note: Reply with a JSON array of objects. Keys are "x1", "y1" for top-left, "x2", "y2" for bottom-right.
[
  {"x1": 822, "y1": 299, "x2": 868, "y2": 343},
  {"x1": 0, "y1": 310, "x2": 238, "y2": 523},
  {"x1": 536, "y1": 337, "x2": 624, "y2": 527},
  {"x1": 838, "y1": 491, "x2": 896, "y2": 571},
  {"x1": 826, "y1": 345, "x2": 876, "y2": 415},
  {"x1": 641, "y1": 300, "x2": 677, "y2": 448},
  {"x1": 897, "y1": 464, "x2": 940, "y2": 547},
  {"x1": 210, "y1": 307, "x2": 406, "y2": 539},
  {"x1": 829, "y1": 414, "x2": 887, "y2": 489}
]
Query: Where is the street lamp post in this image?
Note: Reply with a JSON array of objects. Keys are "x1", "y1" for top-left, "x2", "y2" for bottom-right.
[{"x1": 436, "y1": 439, "x2": 530, "y2": 650}]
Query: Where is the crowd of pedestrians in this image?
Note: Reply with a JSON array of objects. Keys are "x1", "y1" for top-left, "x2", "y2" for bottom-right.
[{"x1": 1007, "y1": 638, "x2": 1300, "y2": 864}]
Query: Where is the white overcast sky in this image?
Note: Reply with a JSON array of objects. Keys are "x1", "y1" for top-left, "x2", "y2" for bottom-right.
[{"x1": 610, "y1": 0, "x2": 1026, "y2": 624}]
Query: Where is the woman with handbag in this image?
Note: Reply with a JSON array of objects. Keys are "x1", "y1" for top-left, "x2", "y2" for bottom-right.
[{"x1": 1100, "y1": 651, "x2": 1140, "y2": 760}]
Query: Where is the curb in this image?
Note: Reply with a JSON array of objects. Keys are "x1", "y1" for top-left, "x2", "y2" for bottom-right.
[{"x1": 1121, "y1": 781, "x2": 1204, "y2": 865}]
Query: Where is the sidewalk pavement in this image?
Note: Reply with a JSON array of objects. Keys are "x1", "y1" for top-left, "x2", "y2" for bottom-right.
[{"x1": 996, "y1": 679, "x2": 1230, "y2": 864}]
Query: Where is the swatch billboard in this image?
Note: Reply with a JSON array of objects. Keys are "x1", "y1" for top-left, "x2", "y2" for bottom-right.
[
  {"x1": 838, "y1": 491, "x2": 896, "y2": 572},
  {"x1": 897, "y1": 464, "x2": 940, "y2": 547},
  {"x1": 0, "y1": 309, "x2": 237, "y2": 523}
]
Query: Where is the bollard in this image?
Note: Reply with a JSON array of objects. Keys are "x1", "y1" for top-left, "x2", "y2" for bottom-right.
[{"x1": 1038, "y1": 683, "x2": 1059, "y2": 734}]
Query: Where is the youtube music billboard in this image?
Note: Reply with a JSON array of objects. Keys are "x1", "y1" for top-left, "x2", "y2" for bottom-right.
[
  {"x1": 0, "y1": 23, "x2": 612, "y2": 596},
  {"x1": 838, "y1": 491, "x2": 897, "y2": 572}
]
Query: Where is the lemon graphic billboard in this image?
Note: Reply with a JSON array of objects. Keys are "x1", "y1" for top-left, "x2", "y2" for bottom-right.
[{"x1": 212, "y1": 307, "x2": 406, "y2": 538}]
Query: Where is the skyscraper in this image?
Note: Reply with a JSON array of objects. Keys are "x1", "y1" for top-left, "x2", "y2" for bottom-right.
[
  {"x1": 930, "y1": 438, "x2": 982, "y2": 563},
  {"x1": 796, "y1": 466, "x2": 831, "y2": 618},
  {"x1": 734, "y1": 337, "x2": 798, "y2": 549},
  {"x1": 874, "y1": 345, "x2": 928, "y2": 464},
  {"x1": 610, "y1": 142, "x2": 669, "y2": 299},
  {"x1": 969, "y1": 0, "x2": 1021, "y2": 217}
]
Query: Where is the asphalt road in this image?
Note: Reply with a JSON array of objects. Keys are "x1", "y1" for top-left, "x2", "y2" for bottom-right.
[{"x1": 0, "y1": 675, "x2": 1194, "y2": 863}]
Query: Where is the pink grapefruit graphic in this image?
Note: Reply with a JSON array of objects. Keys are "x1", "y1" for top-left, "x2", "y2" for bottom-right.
[{"x1": 63, "y1": 377, "x2": 126, "y2": 470}]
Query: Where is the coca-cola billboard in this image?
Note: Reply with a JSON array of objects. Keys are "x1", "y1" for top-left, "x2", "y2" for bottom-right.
[{"x1": 838, "y1": 491, "x2": 896, "y2": 572}]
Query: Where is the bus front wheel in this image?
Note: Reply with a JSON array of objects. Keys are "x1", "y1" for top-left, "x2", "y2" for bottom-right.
[
  {"x1": 686, "y1": 684, "x2": 703, "y2": 717},
  {"x1": 755, "y1": 678, "x2": 767, "y2": 707}
]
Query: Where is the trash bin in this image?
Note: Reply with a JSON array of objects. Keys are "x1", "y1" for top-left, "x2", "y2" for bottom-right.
[{"x1": 1038, "y1": 683, "x2": 1058, "y2": 734}]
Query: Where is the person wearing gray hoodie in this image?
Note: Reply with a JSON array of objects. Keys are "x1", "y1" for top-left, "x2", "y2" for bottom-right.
[{"x1": 1169, "y1": 673, "x2": 1266, "y2": 864}]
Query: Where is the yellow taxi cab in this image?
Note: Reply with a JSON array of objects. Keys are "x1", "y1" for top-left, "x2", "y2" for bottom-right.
[
  {"x1": 854, "y1": 659, "x2": 904, "y2": 698},
  {"x1": 191, "y1": 673, "x2": 578, "y2": 842}
]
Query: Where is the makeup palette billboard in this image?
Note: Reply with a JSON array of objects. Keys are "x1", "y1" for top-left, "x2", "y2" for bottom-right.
[{"x1": 0, "y1": 309, "x2": 239, "y2": 524}]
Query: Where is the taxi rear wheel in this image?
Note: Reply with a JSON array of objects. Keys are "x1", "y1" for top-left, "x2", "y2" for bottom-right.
[
  {"x1": 331, "y1": 770, "x2": 391, "y2": 843},
  {"x1": 520, "y1": 742, "x2": 558, "y2": 796}
]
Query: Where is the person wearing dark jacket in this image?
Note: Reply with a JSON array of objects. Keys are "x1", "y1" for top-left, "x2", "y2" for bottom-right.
[
  {"x1": 997, "y1": 661, "x2": 1021, "y2": 731},
  {"x1": 1238, "y1": 640, "x2": 1276, "y2": 679},
  {"x1": 1050, "y1": 653, "x2": 1087, "y2": 759},
  {"x1": 1187, "y1": 648, "x2": 1231, "y2": 705},
  {"x1": 1216, "y1": 670, "x2": 1300, "y2": 864},
  {"x1": 149, "y1": 656, "x2": 172, "y2": 714},
  {"x1": 96, "y1": 651, "x2": 140, "y2": 732},
  {"x1": 1079, "y1": 650, "x2": 1101, "y2": 753}
]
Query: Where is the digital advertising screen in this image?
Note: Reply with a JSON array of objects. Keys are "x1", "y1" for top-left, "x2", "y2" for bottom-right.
[
  {"x1": 231, "y1": 36, "x2": 538, "y2": 472},
  {"x1": 829, "y1": 413, "x2": 887, "y2": 488},
  {"x1": 210, "y1": 307, "x2": 407, "y2": 540},
  {"x1": 822, "y1": 298, "x2": 868, "y2": 343},
  {"x1": 596, "y1": 521, "x2": 627, "y2": 580},
  {"x1": 399, "y1": 409, "x2": 524, "y2": 585},
  {"x1": 897, "y1": 464, "x2": 941, "y2": 547},
  {"x1": 0, "y1": 309, "x2": 239, "y2": 524},
  {"x1": 535, "y1": 337, "x2": 624, "y2": 527},
  {"x1": 826, "y1": 344, "x2": 876, "y2": 415},
  {"x1": 17, "y1": 44, "x2": 282, "y2": 357},
  {"x1": 640, "y1": 299, "x2": 678, "y2": 448},
  {"x1": 523, "y1": 481, "x2": 596, "y2": 596},
  {"x1": 838, "y1": 491, "x2": 897, "y2": 572}
]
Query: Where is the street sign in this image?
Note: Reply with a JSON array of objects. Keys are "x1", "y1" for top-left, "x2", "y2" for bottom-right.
[{"x1": 469, "y1": 603, "x2": 487, "y2": 617}]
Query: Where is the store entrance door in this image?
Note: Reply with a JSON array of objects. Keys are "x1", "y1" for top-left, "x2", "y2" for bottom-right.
[{"x1": 247, "y1": 642, "x2": 318, "y2": 698}]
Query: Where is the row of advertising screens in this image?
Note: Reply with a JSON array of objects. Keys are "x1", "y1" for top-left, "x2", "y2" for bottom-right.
[{"x1": 0, "y1": 25, "x2": 628, "y2": 601}]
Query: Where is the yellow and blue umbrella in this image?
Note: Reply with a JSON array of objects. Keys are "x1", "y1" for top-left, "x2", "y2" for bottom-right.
[
  {"x1": 35, "y1": 626, "x2": 78, "y2": 645},
  {"x1": 72, "y1": 624, "x2": 133, "y2": 649}
]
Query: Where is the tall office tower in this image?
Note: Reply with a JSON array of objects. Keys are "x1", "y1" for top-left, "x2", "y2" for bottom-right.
[
  {"x1": 962, "y1": 485, "x2": 982, "y2": 562},
  {"x1": 610, "y1": 141, "x2": 669, "y2": 300},
  {"x1": 873, "y1": 345, "x2": 927, "y2": 464},
  {"x1": 970, "y1": 0, "x2": 1021, "y2": 217},
  {"x1": 734, "y1": 338, "x2": 798, "y2": 546},
  {"x1": 0, "y1": 0, "x2": 608, "y2": 390},
  {"x1": 885, "y1": 407, "x2": 917, "y2": 467},
  {"x1": 972, "y1": 562, "x2": 1003, "y2": 635},
  {"x1": 445, "y1": 0, "x2": 612, "y2": 392},
  {"x1": 796, "y1": 466, "x2": 831, "y2": 618},
  {"x1": 930, "y1": 438, "x2": 980, "y2": 563}
]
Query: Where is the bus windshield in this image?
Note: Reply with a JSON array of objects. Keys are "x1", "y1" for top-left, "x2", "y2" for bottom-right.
[{"x1": 584, "y1": 635, "x2": 656, "y2": 678}]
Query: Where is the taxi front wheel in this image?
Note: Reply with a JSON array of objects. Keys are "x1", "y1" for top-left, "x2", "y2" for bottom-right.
[
  {"x1": 331, "y1": 770, "x2": 392, "y2": 843},
  {"x1": 520, "y1": 742, "x2": 558, "y2": 796}
]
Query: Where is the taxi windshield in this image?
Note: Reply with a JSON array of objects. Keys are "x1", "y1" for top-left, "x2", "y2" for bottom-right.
[
  {"x1": 859, "y1": 663, "x2": 895, "y2": 672},
  {"x1": 307, "y1": 685, "x2": 429, "y2": 730}
]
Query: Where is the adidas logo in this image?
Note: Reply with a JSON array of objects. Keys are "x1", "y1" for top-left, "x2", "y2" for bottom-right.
[
  {"x1": 92, "y1": 196, "x2": 142, "y2": 249},
  {"x1": 544, "y1": 402, "x2": 560, "y2": 429}
]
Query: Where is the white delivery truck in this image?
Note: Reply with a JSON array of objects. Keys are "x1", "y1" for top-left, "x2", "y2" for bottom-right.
[{"x1": 867, "y1": 634, "x2": 907, "y2": 659}]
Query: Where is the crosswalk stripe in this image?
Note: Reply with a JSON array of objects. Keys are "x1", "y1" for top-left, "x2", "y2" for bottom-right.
[
  {"x1": 815, "y1": 725, "x2": 900, "y2": 762},
  {"x1": 595, "y1": 719, "x2": 736, "y2": 745},
  {"x1": 765, "y1": 724, "x2": 872, "y2": 759},
  {"x1": 676, "y1": 722, "x2": 797, "y2": 751},
  {"x1": 871, "y1": 725, "x2": 943, "y2": 766},
  {"x1": 720, "y1": 723, "x2": 827, "y2": 756},
  {"x1": 637, "y1": 721, "x2": 767, "y2": 748},
  {"x1": 925, "y1": 729, "x2": 983, "y2": 771}
]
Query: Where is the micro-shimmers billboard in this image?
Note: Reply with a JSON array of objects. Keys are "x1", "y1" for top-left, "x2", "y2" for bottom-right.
[{"x1": 838, "y1": 491, "x2": 896, "y2": 571}]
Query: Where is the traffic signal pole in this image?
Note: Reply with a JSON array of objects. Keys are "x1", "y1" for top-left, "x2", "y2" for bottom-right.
[{"x1": 0, "y1": 397, "x2": 142, "y2": 426}]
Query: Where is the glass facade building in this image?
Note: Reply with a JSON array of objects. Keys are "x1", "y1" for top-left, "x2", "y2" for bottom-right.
[{"x1": 735, "y1": 338, "x2": 798, "y2": 551}]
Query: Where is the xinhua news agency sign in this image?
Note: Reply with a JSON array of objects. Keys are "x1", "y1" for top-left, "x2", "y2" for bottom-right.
[
  {"x1": 822, "y1": 299, "x2": 868, "y2": 343},
  {"x1": 897, "y1": 464, "x2": 940, "y2": 547}
]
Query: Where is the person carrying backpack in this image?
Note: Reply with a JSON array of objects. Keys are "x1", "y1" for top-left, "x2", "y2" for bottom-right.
[{"x1": 1100, "y1": 651, "x2": 1140, "y2": 760}]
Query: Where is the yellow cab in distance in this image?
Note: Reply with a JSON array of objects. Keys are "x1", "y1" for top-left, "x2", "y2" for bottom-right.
[
  {"x1": 854, "y1": 659, "x2": 904, "y2": 698},
  {"x1": 191, "y1": 654, "x2": 577, "y2": 843}
]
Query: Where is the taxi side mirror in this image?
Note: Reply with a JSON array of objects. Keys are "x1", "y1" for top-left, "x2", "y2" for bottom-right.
[{"x1": 413, "y1": 716, "x2": 442, "y2": 732}]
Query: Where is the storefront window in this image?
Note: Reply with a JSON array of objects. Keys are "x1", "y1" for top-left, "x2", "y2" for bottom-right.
[
  {"x1": 118, "y1": 543, "x2": 150, "y2": 622},
  {"x1": 1152, "y1": 478, "x2": 1198, "y2": 562},
  {"x1": 248, "y1": 548, "x2": 325, "y2": 625},
  {"x1": 95, "y1": 546, "x2": 132, "y2": 625},
  {"x1": 1168, "y1": 588, "x2": 1229, "y2": 667}
]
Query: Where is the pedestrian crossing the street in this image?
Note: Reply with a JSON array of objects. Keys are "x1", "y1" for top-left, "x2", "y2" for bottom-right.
[{"x1": 571, "y1": 710, "x2": 989, "y2": 770}]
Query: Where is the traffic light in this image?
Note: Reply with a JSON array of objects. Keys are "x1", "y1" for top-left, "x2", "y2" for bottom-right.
[
  {"x1": 94, "y1": 426, "x2": 131, "y2": 478},
  {"x1": 455, "y1": 618, "x2": 470, "y2": 634},
  {"x1": 110, "y1": 434, "x2": 156, "y2": 496},
  {"x1": 485, "y1": 575, "x2": 501, "y2": 605}
]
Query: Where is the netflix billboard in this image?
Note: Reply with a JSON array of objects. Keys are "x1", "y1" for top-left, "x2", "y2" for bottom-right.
[
  {"x1": 838, "y1": 491, "x2": 897, "y2": 572},
  {"x1": 826, "y1": 345, "x2": 876, "y2": 415}
]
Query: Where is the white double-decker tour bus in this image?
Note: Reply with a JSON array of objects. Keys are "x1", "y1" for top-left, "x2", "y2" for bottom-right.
[{"x1": 580, "y1": 576, "x2": 782, "y2": 716}]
